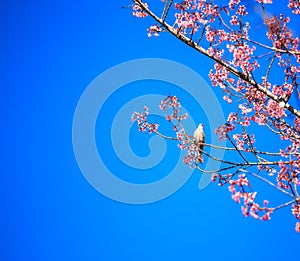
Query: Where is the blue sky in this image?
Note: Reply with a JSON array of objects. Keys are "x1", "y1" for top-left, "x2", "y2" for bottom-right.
[{"x1": 2, "y1": 1, "x2": 300, "y2": 260}]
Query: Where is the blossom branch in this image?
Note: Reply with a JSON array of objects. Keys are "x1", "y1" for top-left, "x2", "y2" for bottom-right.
[
  {"x1": 132, "y1": 0, "x2": 300, "y2": 118},
  {"x1": 129, "y1": 0, "x2": 300, "y2": 232}
]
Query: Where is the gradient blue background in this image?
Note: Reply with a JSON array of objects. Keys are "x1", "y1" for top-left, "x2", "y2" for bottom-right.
[{"x1": 2, "y1": 1, "x2": 300, "y2": 260}]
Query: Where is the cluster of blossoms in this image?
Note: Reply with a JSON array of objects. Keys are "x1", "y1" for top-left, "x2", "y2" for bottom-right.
[
  {"x1": 131, "y1": 106, "x2": 159, "y2": 133},
  {"x1": 288, "y1": 0, "x2": 300, "y2": 14},
  {"x1": 296, "y1": 222, "x2": 300, "y2": 233},
  {"x1": 131, "y1": 0, "x2": 300, "y2": 232},
  {"x1": 292, "y1": 203, "x2": 300, "y2": 219},
  {"x1": 132, "y1": 96, "x2": 202, "y2": 169},
  {"x1": 227, "y1": 43, "x2": 259, "y2": 73},
  {"x1": 132, "y1": 3, "x2": 148, "y2": 18},
  {"x1": 215, "y1": 122, "x2": 235, "y2": 140},
  {"x1": 159, "y1": 96, "x2": 188, "y2": 125},
  {"x1": 147, "y1": 24, "x2": 162, "y2": 37},
  {"x1": 264, "y1": 14, "x2": 299, "y2": 56},
  {"x1": 233, "y1": 132, "x2": 256, "y2": 150},
  {"x1": 159, "y1": 96, "x2": 206, "y2": 168},
  {"x1": 174, "y1": 1, "x2": 219, "y2": 35},
  {"x1": 256, "y1": 0, "x2": 273, "y2": 4},
  {"x1": 292, "y1": 202, "x2": 300, "y2": 233},
  {"x1": 132, "y1": 96, "x2": 187, "y2": 133},
  {"x1": 132, "y1": 93, "x2": 300, "y2": 231},
  {"x1": 213, "y1": 173, "x2": 273, "y2": 220}
]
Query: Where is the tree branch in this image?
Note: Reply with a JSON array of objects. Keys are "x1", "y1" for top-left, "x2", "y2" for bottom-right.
[{"x1": 132, "y1": 0, "x2": 300, "y2": 118}]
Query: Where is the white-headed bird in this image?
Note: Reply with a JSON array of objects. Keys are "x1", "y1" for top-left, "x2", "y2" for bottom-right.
[{"x1": 193, "y1": 123, "x2": 205, "y2": 164}]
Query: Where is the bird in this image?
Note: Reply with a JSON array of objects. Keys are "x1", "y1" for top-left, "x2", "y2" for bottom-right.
[{"x1": 193, "y1": 124, "x2": 205, "y2": 164}]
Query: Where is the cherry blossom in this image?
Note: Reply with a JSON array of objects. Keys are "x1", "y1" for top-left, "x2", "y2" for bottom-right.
[
  {"x1": 130, "y1": 0, "x2": 300, "y2": 233},
  {"x1": 296, "y1": 222, "x2": 300, "y2": 233},
  {"x1": 256, "y1": 0, "x2": 273, "y2": 4},
  {"x1": 147, "y1": 24, "x2": 162, "y2": 37}
]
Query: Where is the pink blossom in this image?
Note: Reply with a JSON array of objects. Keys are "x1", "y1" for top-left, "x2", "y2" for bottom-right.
[
  {"x1": 147, "y1": 24, "x2": 162, "y2": 37},
  {"x1": 132, "y1": 3, "x2": 149, "y2": 18},
  {"x1": 229, "y1": 0, "x2": 241, "y2": 10},
  {"x1": 292, "y1": 204, "x2": 300, "y2": 219},
  {"x1": 131, "y1": 106, "x2": 158, "y2": 133},
  {"x1": 227, "y1": 112, "x2": 238, "y2": 123},
  {"x1": 239, "y1": 104, "x2": 252, "y2": 115},
  {"x1": 260, "y1": 211, "x2": 272, "y2": 220},
  {"x1": 296, "y1": 222, "x2": 300, "y2": 233},
  {"x1": 223, "y1": 95, "x2": 232, "y2": 103},
  {"x1": 216, "y1": 123, "x2": 235, "y2": 140},
  {"x1": 211, "y1": 173, "x2": 218, "y2": 182},
  {"x1": 236, "y1": 5, "x2": 247, "y2": 16},
  {"x1": 288, "y1": 0, "x2": 300, "y2": 14},
  {"x1": 230, "y1": 15, "x2": 239, "y2": 25},
  {"x1": 256, "y1": 0, "x2": 272, "y2": 3}
]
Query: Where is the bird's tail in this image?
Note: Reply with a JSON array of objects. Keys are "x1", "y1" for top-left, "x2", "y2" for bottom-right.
[{"x1": 198, "y1": 151, "x2": 204, "y2": 164}]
